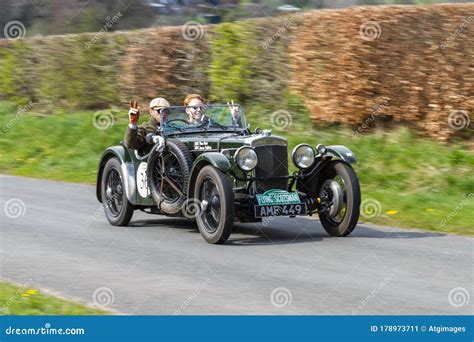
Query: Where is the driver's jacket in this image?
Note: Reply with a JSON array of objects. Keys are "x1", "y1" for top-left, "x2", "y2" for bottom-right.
[{"x1": 124, "y1": 117, "x2": 159, "y2": 154}]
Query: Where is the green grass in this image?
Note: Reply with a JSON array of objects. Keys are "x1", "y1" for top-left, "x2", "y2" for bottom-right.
[
  {"x1": 0, "y1": 281, "x2": 106, "y2": 315},
  {"x1": 1, "y1": 101, "x2": 473, "y2": 235}
]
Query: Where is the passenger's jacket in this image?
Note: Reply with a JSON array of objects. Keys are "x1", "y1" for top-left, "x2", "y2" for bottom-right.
[{"x1": 123, "y1": 117, "x2": 159, "y2": 154}]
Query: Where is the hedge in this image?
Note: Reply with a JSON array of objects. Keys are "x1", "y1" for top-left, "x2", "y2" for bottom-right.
[{"x1": 0, "y1": 3, "x2": 472, "y2": 140}]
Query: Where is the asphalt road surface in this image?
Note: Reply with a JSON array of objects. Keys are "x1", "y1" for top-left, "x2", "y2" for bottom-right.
[{"x1": 1, "y1": 174, "x2": 472, "y2": 315}]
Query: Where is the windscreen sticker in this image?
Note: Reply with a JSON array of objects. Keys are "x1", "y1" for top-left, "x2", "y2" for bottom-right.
[
  {"x1": 256, "y1": 189, "x2": 301, "y2": 205},
  {"x1": 194, "y1": 141, "x2": 212, "y2": 150}
]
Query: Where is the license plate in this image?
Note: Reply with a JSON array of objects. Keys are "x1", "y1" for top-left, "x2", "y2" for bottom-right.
[{"x1": 254, "y1": 204, "x2": 307, "y2": 218}]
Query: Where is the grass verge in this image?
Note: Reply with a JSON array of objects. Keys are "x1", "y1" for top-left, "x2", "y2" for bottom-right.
[
  {"x1": 0, "y1": 281, "x2": 106, "y2": 315},
  {"x1": 1, "y1": 101, "x2": 473, "y2": 235}
]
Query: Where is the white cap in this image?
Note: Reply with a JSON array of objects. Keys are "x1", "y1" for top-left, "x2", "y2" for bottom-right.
[{"x1": 149, "y1": 97, "x2": 170, "y2": 109}]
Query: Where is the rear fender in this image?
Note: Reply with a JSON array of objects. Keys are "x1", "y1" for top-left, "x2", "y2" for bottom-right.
[{"x1": 96, "y1": 146, "x2": 137, "y2": 204}]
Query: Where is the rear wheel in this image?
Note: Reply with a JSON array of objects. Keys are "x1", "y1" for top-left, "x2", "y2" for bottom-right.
[
  {"x1": 101, "y1": 157, "x2": 134, "y2": 226},
  {"x1": 195, "y1": 166, "x2": 234, "y2": 244},
  {"x1": 317, "y1": 161, "x2": 360, "y2": 236}
]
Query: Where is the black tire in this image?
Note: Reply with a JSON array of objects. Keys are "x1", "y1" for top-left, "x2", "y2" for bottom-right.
[
  {"x1": 147, "y1": 139, "x2": 193, "y2": 214},
  {"x1": 101, "y1": 157, "x2": 134, "y2": 226},
  {"x1": 317, "y1": 161, "x2": 360, "y2": 236},
  {"x1": 194, "y1": 165, "x2": 234, "y2": 244}
]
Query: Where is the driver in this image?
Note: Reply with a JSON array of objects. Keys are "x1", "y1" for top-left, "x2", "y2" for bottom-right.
[
  {"x1": 184, "y1": 94, "x2": 209, "y2": 125},
  {"x1": 124, "y1": 97, "x2": 170, "y2": 153},
  {"x1": 183, "y1": 94, "x2": 243, "y2": 127}
]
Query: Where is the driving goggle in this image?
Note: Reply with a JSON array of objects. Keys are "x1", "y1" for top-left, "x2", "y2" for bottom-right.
[
  {"x1": 189, "y1": 105, "x2": 205, "y2": 111},
  {"x1": 153, "y1": 108, "x2": 169, "y2": 115}
]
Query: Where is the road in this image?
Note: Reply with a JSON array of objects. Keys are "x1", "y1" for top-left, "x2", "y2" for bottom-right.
[{"x1": 1, "y1": 175, "x2": 472, "y2": 315}]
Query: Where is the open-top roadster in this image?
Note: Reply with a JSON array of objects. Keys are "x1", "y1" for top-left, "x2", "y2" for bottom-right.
[{"x1": 96, "y1": 105, "x2": 361, "y2": 244}]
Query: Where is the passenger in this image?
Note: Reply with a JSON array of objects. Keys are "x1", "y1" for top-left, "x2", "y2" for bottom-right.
[{"x1": 124, "y1": 97, "x2": 170, "y2": 153}]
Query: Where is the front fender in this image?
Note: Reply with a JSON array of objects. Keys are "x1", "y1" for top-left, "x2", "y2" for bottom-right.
[
  {"x1": 96, "y1": 146, "x2": 136, "y2": 204},
  {"x1": 326, "y1": 145, "x2": 357, "y2": 164},
  {"x1": 187, "y1": 152, "x2": 231, "y2": 197}
]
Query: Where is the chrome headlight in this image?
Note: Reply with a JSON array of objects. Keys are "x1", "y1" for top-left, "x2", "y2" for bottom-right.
[
  {"x1": 292, "y1": 144, "x2": 315, "y2": 169},
  {"x1": 234, "y1": 147, "x2": 258, "y2": 171}
]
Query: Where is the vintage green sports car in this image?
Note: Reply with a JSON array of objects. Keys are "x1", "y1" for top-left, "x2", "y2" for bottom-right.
[{"x1": 96, "y1": 104, "x2": 361, "y2": 244}]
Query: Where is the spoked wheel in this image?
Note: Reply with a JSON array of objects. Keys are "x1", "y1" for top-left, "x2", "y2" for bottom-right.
[
  {"x1": 200, "y1": 177, "x2": 222, "y2": 234},
  {"x1": 101, "y1": 157, "x2": 134, "y2": 226},
  {"x1": 147, "y1": 139, "x2": 193, "y2": 214},
  {"x1": 153, "y1": 151, "x2": 185, "y2": 203},
  {"x1": 195, "y1": 166, "x2": 234, "y2": 244},
  {"x1": 105, "y1": 169, "x2": 123, "y2": 216},
  {"x1": 317, "y1": 160, "x2": 360, "y2": 236}
]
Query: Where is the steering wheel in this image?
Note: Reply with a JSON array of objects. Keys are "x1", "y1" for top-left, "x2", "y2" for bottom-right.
[{"x1": 166, "y1": 119, "x2": 188, "y2": 126}]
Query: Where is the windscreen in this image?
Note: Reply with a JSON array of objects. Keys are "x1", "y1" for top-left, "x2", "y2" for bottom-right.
[{"x1": 159, "y1": 104, "x2": 247, "y2": 134}]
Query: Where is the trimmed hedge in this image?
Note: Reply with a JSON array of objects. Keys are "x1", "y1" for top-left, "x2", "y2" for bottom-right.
[
  {"x1": 289, "y1": 4, "x2": 473, "y2": 141},
  {"x1": 0, "y1": 4, "x2": 472, "y2": 140},
  {"x1": 0, "y1": 33, "x2": 124, "y2": 110}
]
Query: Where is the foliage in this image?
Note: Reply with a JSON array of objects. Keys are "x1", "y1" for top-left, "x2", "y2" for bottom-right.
[
  {"x1": 0, "y1": 281, "x2": 106, "y2": 315},
  {"x1": 37, "y1": 35, "x2": 124, "y2": 109},
  {"x1": 209, "y1": 22, "x2": 259, "y2": 103},
  {"x1": 0, "y1": 35, "x2": 124, "y2": 109},
  {"x1": 209, "y1": 16, "x2": 300, "y2": 108},
  {"x1": 0, "y1": 41, "x2": 37, "y2": 105}
]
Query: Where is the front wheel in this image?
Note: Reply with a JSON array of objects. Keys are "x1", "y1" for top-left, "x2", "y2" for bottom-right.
[
  {"x1": 317, "y1": 161, "x2": 360, "y2": 236},
  {"x1": 194, "y1": 166, "x2": 234, "y2": 244},
  {"x1": 101, "y1": 157, "x2": 134, "y2": 226}
]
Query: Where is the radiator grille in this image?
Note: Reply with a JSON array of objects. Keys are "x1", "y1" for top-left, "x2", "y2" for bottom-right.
[{"x1": 254, "y1": 145, "x2": 288, "y2": 192}]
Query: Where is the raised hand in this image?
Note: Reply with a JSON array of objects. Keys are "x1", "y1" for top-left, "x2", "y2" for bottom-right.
[
  {"x1": 128, "y1": 100, "x2": 140, "y2": 125},
  {"x1": 227, "y1": 100, "x2": 239, "y2": 120}
]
